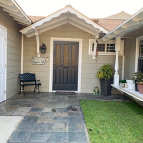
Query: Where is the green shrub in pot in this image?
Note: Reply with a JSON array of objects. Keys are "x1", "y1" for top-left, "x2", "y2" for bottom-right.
[
  {"x1": 132, "y1": 71, "x2": 143, "y2": 91},
  {"x1": 96, "y1": 64, "x2": 113, "y2": 96}
]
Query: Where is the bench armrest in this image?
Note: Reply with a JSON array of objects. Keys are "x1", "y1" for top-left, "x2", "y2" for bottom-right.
[{"x1": 36, "y1": 80, "x2": 41, "y2": 85}]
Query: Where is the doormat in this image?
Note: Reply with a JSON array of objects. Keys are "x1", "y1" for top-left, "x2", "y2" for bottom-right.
[{"x1": 55, "y1": 92, "x2": 76, "y2": 95}]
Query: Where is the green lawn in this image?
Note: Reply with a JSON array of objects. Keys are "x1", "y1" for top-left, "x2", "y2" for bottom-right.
[{"x1": 80, "y1": 100, "x2": 143, "y2": 143}]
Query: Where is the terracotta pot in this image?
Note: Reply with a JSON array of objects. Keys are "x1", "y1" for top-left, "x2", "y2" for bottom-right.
[{"x1": 137, "y1": 82, "x2": 143, "y2": 94}]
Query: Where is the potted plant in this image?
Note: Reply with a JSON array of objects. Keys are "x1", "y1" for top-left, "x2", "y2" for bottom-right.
[
  {"x1": 119, "y1": 80, "x2": 127, "y2": 88},
  {"x1": 96, "y1": 64, "x2": 113, "y2": 96},
  {"x1": 132, "y1": 72, "x2": 143, "y2": 91}
]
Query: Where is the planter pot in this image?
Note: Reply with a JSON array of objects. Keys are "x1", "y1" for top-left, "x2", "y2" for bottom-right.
[
  {"x1": 126, "y1": 80, "x2": 135, "y2": 90},
  {"x1": 137, "y1": 82, "x2": 143, "y2": 94},
  {"x1": 100, "y1": 78, "x2": 113, "y2": 96}
]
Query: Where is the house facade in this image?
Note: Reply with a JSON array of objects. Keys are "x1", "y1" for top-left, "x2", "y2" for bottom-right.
[
  {"x1": 0, "y1": 0, "x2": 142, "y2": 102},
  {"x1": 0, "y1": 0, "x2": 31, "y2": 101},
  {"x1": 21, "y1": 5, "x2": 126, "y2": 94},
  {"x1": 102, "y1": 8, "x2": 143, "y2": 102}
]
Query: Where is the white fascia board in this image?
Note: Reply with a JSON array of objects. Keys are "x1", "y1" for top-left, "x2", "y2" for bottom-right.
[
  {"x1": 0, "y1": 0, "x2": 32, "y2": 25},
  {"x1": 0, "y1": 0, "x2": 13, "y2": 6},
  {"x1": 102, "y1": 7, "x2": 143, "y2": 41},
  {"x1": 11, "y1": 0, "x2": 31, "y2": 24},
  {"x1": 20, "y1": 5, "x2": 108, "y2": 35}
]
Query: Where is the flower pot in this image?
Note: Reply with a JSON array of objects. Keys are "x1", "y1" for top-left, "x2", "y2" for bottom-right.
[
  {"x1": 100, "y1": 78, "x2": 113, "y2": 96},
  {"x1": 137, "y1": 82, "x2": 143, "y2": 94},
  {"x1": 126, "y1": 80, "x2": 135, "y2": 90}
]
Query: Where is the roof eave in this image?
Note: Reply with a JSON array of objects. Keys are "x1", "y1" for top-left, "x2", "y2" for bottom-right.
[
  {"x1": 0, "y1": 0, "x2": 32, "y2": 25},
  {"x1": 20, "y1": 5, "x2": 108, "y2": 36},
  {"x1": 101, "y1": 7, "x2": 143, "y2": 41}
]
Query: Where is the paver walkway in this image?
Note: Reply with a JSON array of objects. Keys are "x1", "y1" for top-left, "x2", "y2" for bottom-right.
[{"x1": 0, "y1": 93, "x2": 131, "y2": 143}]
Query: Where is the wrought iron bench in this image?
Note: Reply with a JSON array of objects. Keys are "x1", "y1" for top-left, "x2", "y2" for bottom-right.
[{"x1": 19, "y1": 73, "x2": 41, "y2": 95}]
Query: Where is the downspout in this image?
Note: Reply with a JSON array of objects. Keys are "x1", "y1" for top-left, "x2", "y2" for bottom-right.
[
  {"x1": 21, "y1": 34, "x2": 23, "y2": 74},
  {"x1": 32, "y1": 26, "x2": 40, "y2": 57},
  {"x1": 35, "y1": 30, "x2": 40, "y2": 57},
  {"x1": 93, "y1": 33, "x2": 98, "y2": 60}
]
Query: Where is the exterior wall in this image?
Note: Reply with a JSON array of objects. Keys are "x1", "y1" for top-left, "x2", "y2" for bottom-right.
[
  {"x1": 23, "y1": 24, "x2": 122, "y2": 93},
  {"x1": 0, "y1": 8, "x2": 21, "y2": 99},
  {"x1": 124, "y1": 38, "x2": 136, "y2": 79}
]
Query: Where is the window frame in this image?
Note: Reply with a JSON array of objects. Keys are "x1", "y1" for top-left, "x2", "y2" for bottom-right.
[{"x1": 89, "y1": 39, "x2": 116, "y2": 55}]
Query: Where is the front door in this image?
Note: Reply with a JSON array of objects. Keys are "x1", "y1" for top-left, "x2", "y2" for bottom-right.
[
  {"x1": 53, "y1": 41, "x2": 79, "y2": 91},
  {"x1": 0, "y1": 25, "x2": 7, "y2": 103}
]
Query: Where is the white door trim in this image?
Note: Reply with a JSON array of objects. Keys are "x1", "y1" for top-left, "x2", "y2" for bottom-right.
[
  {"x1": 49, "y1": 37, "x2": 82, "y2": 93},
  {"x1": 0, "y1": 24, "x2": 7, "y2": 102},
  {"x1": 135, "y1": 36, "x2": 143, "y2": 72},
  {"x1": 135, "y1": 38, "x2": 139, "y2": 72}
]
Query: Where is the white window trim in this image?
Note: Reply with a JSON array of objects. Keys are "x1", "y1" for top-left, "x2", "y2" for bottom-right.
[
  {"x1": 49, "y1": 37, "x2": 82, "y2": 93},
  {"x1": 89, "y1": 39, "x2": 116, "y2": 55},
  {"x1": 135, "y1": 35, "x2": 143, "y2": 72},
  {"x1": 0, "y1": 24, "x2": 7, "y2": 102}
]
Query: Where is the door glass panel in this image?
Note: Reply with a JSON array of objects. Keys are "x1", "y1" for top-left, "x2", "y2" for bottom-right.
[
  {"x1": 71, "y1": 45, "x2": 77, "y2": 66},
  {"x1": 55, "y1": 44, "x2": 61, "y2": 66},
  {"x1": 64, "y1": 44, "x2": 69, "y2": 66}
]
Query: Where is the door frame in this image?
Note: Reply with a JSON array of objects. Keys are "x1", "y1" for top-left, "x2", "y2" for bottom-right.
[
  {"x1": 0, "y1": 24, "x2": 7, "y2": 102},
  {"x1": 49, "y1": 37, "x2": 82, "y2": 92}
]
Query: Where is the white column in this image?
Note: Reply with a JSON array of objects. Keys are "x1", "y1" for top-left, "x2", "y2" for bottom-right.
[
  {"x1": 135, "y1": 38, "x2": 139, "y2": 72},
  {"x1": 21, "y1": 34, "x2": 23, "y2": 74},
  {"x1": 114, "y1": 37, "x2": 121, "y2": 86},
  {"x1": 122, "y1": 55, "x2": 125, "y2": 80},
  {"x1": 114, "y1": 49, "x2": 119, "y2": 86},
  {"x1": 35, "y1": 31, "x2": 40, "y2": 57}
]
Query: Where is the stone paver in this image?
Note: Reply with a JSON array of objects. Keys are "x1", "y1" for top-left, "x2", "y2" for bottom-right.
[{"x1": 0, "y1": 93, "x2": 131, "y2": 143}]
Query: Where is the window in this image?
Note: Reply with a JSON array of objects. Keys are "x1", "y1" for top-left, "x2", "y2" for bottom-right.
[
  {"x1": 89, "y1": 39, "x2": 96, "y2": 55},
  {"x1": 138, "y1": 40, "x2": 143, "y2": 73},
  {"x1": 92, "y1": 43, "x2": 95, "y2": 52},
  {"x1": 89, "y1": 39, "x2": 116, "y2": 55},
  {"x1": 139, "y1": 40, "x2": 143, "y2": 57},
  {"x1": 97, "y1": 44, "x2": 105, "y2": 52},
  {"x1": 107, "y1": 44, "x2": 115, "y2": 52}
]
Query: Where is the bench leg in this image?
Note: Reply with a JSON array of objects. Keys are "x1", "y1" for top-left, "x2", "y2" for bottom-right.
[
  {"x1": 38, "y1": 85, "x2": 40, "y2": 94},
  {"x1": 34, "y1": 85, "x2": 37, "y2": 93},
  {"x1": 22, "y1": 86, "x2": 25, "y2": 96},
  {"x1": 19, "y1": 86, "x2": 21, "y2": 94}
]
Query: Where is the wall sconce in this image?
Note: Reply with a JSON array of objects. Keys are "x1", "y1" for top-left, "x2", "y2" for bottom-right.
[{"x1": 40, "y1": 43, "x2": 46, "y2": 53}]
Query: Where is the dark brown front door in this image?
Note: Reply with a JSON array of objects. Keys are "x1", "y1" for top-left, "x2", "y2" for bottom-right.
[{"x1": 53, "y1": 41, "x2": 79, "y2": 91}]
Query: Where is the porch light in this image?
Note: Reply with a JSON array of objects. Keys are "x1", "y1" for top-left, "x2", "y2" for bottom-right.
[{"x1": 40, "y1": 43, "x2": 46, "y2": 53}]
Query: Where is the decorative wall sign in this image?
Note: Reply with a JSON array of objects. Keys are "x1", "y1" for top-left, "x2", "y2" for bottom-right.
[{"x1": 31, "y1": 57, "x2": 46, "y2": 65}]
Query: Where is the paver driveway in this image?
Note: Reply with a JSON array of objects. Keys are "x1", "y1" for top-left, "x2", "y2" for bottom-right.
[{"x1": 0, "y1": 93, "x2": 130, "y2": 143}]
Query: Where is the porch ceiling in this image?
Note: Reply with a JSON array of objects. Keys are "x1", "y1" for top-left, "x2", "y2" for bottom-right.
[
  {"x1": 0, "y1": 0, "x2": 32, "y2": 25},
  {"x1": 102, "y1": 8, "x2": 143, "y2": 41},
  {"x1": 20, "y1": 5, "x2": 108, "y2": 37}
]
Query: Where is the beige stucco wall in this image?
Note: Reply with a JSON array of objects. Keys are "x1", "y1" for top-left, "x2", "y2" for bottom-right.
[
  {"x1": 23, "y1": 24, "x2": 122, "y2": 93},
  {"x1": 0, "y1": 8, "x2": 21, "y2": 99},
  {"x1": 124, "y1": 38, "x2": 136, "y2": 79}
]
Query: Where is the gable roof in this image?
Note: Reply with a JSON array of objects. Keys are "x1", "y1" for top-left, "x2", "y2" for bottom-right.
[
  {"x1": 105, "y1": 11, "x2": 131, "y2": 20},
  {"x1": 92, "y1": 18, "x2": 125, "y2": 31},
  {"x1": 29, "y1": 16, "x2": 45, "y2": 23},
  {"x1": 102, "y1": 8, "x2": 143, "y2": 41},
  {"x1": 20, "y1": 5, "x2": 108, "y2": 37},
  {"x1": 29, "y1": 16, "x2": 126, "y2": 32},
  {"x1": 0, "y1": 0, "x2": 32, "y2": 25}
]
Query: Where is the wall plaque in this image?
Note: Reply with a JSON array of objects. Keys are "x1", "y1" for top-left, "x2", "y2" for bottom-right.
[{"x1": 31, "y1": 57, "x2": 46, "y2": 65}]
